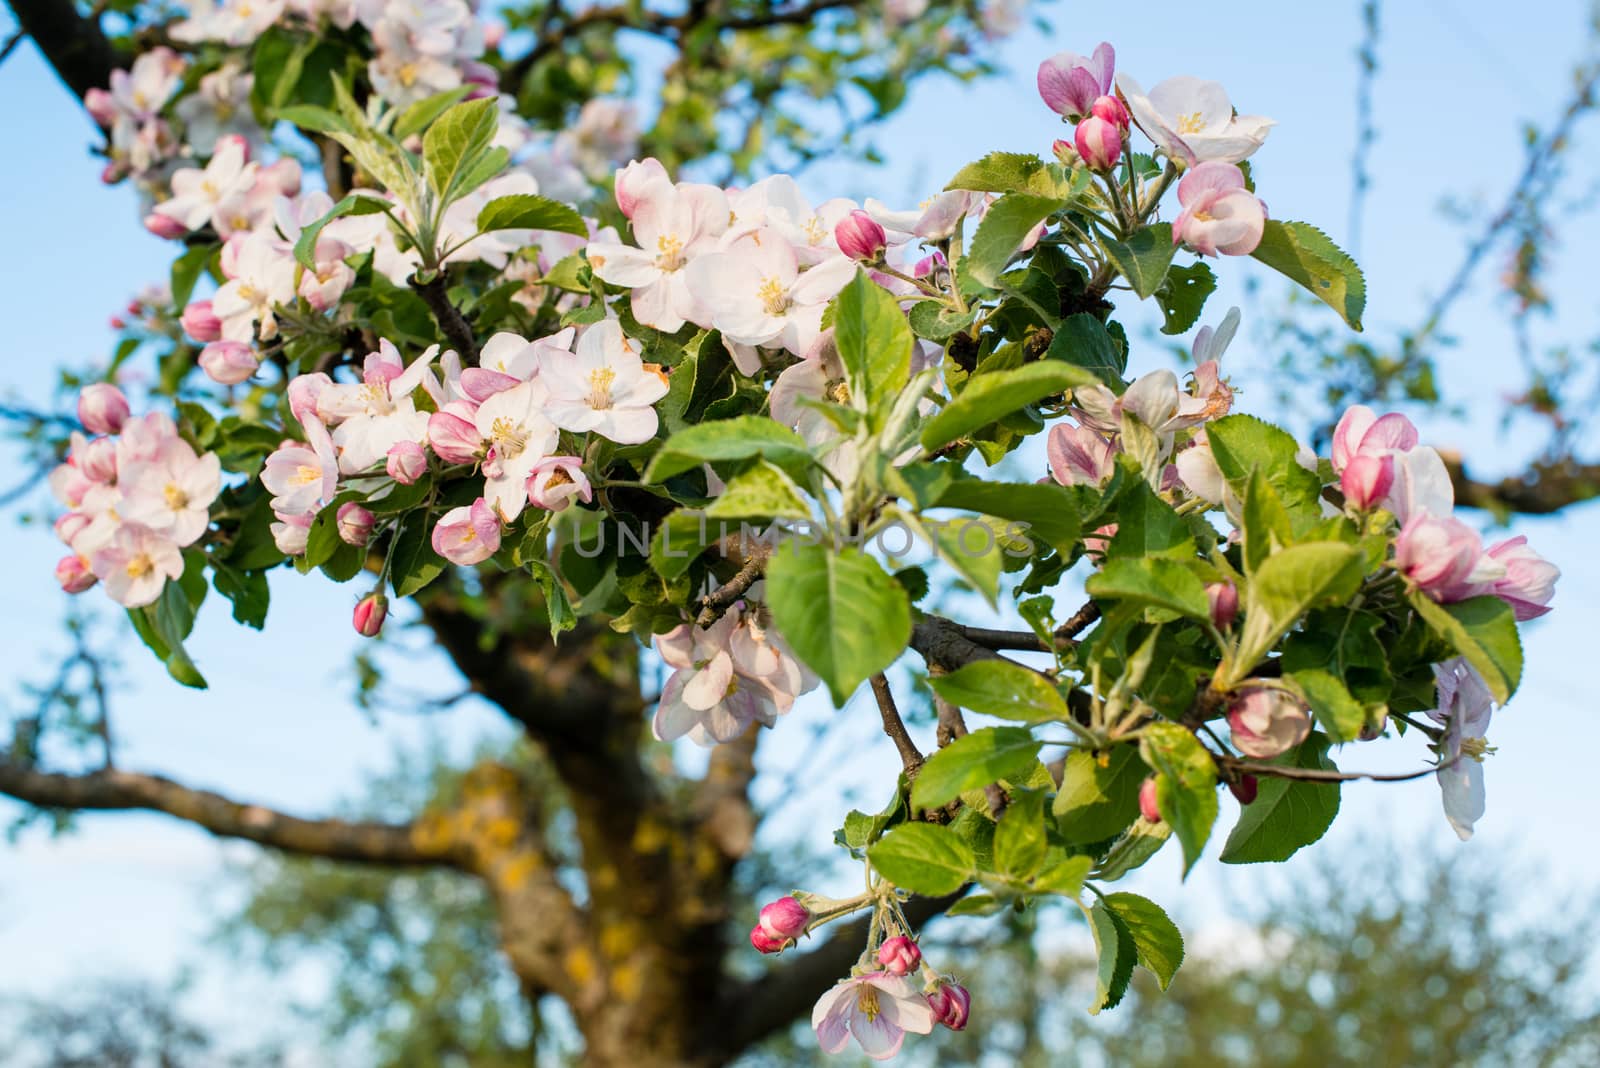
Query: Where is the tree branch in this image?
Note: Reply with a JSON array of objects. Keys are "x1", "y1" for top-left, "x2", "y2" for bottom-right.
[
  {"x1": 1443, "y1": 452, "x2": 1600, "y2": 515},
  {"x1": 871, "y1": 673, "x2": 922, "y2": 775},
  {"x1": 0, "y1": 762, "x2": 458, "y2": 867},
  {"x1": 4, "y1": 0, "x2": 120, "y2": 100},
  {"x1": 410, "y1": 272, "x2": 477, "y2": 362}
]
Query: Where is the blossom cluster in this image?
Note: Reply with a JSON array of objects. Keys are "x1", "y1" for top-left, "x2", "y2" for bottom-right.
[{"x1": 50, "y1": 385, "x2": 223, "y2": 608}]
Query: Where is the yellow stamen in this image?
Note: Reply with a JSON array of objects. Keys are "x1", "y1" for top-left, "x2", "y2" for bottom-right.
[
  {"x1": 490, "y1": 416, "x2": 530, "y2": 458},
  {"x1": 587, "y1": 367, "x2": 618, "y2": 410},
  {"x1": 856, "y1": 984, "x2": 881, "y2": 1022},
  {"x1": 758, "y1": 277, "x2": 790, "y2": 317},
  {"x1": 1459, "y1": 737, "x2": 1496, "y2": 762},
  {"x1": 1177, "y1": 111, "x2": 1206, "y2": 134},
  {"x1": 163, "y1": 483, "x2": 189, "y2": 510},
  {"x1": 655, "y1": 234, "x2": 685, "y2": 272},
  {"x1": 126, "y1": 553, "x2": 154, "y2": 579},
  {"x1": 291, "y1": 464, "x2": 322, "y2": 486}
]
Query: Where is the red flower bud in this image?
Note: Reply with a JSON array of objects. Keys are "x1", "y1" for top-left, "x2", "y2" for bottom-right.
[
  {"x1": 352, "y1": 592, "x2": 387, "y2": 638},
  {"x1": 876, "y1": 935, "x2": 922, "y2": 976},
  {"x1": 834, "y1": 209, "x2": 888, "y2": 262},
  {"x1": 750, "y1": 924, "x2": 788, "y2": 954},
  {"x1": 1206, "y1": 580, "x2": 1239, "y2": 630},
  {"x1": 927, "y1": 980, "x2": 971, "y2": 1031},
  {"x1": 1138, "y1": 776, "x2": 1162, "y2": 823},
  {"x1": 1074, "y1": 115, "x2": 1122, "y2": 171},
  {"x1": 757, "y1": 896, "x2": 810, "y2": 941},
  {"x1": 1089, "y1": 93, "x2": 1130, "y2": 130},
  {"x1": 336, "y1": 502, "x2": 375, "y2": 547},
  {"x1": 1228, "y1": 774, "x2": 1259, "y2": 805}
]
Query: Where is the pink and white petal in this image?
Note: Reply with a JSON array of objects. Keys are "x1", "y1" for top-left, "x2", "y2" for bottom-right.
[
  {"x1": 791, "y1": 255, "x2": 857, "y2": 305},
  {"x1": 811, "y1": 985, "x2": 856, "y2": 1054},
  {"x1": 682, "y1": 651, "x2": 734, "y2": 711},
  {"x1": 629, "y1": 278, "x2": 686, "y2": 333},
  {"x1": 1177, "y1": 160, "x2": 1246, "y2": 203},
  {"x1": 1148, "y1": 75, "x2": 1233, "y2": 133},
  {"x1": 849, "y1": 1011, "x2": 907, "y2": 1061},
  {"x1": 587, "y1": 243, "x2": 659, "y2": 288},
  {"x1": 651, "y1": 673, "x2": 702, "y2": 743},
  {"x1": 596, "y1": 406, "x2": 660, "y2": 446}
]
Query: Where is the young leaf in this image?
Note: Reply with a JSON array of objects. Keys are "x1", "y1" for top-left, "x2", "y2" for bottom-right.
[
  {"x1": 1205, "y1": 413, "x2": 1325, "y2": 522},
  {"x1": 1250, "y1": 219, "x2": 1366, "y2": 330},
  {"x1": 1140, "y1": 722, "x2": 1218, "y2": 876},
  {"x1": 703, "y1": 460, "x2": 813, "y2": 521},
  {"x1": 927, "y1": 660, "x2": 1070, "y2": 722},
  {"x1": 643, "y1": 416, "x2": 815, "y2": 483},
  {"x1": 389, "y1": 511, "x2": 446, "y2": 598},
  {"x1": 765, "y1": 543, "x2": 911, "y2": 706},
  {"x1": 945, "y1": 151, "x2": 1069, "y2": 197},
  {"x1": 1221, "y1": 734, "x2": 1341, "y2": 863},
  {"x1": 1408, "y1": 593, "x2": 1523, "y2": 704},
  {"x1": 933, "y1": 478, "x2": 1083, "y2": 558},
  {"x1": 994, "y1": 788, "x2": 1048, "y2": 881},
  {"x1": 867, "y1": 823, "x2": 975, "y2": 895},
  {"x1": 1087, "y1": 899, "x2": 1137, "y2": 1013},
  {"x1": 1288, "y1": 668, "x2": 1369, "y2": 742},
  {"x1": 294, "y1": 193, "x2": 392, "y2": 270},
  {"x1": 966, "y1": 194, "x2": 1062, "y2": 287},
  {"x1": 1054, "y1": 747, "x2": 1145, "y2": 844},
  {"x1": 910, "y1": 726, "x2": 1044, "y2": 810},
  {"x1": 832, "y1": 269, "x2": 913, "y2": 422},
  {"x1": 1232, "y1": 543, "x2": 1365, "y2": 683},
  {"x1": 1093, "y1": 818, "x2": 1172, "y2": 881},
  {"x1": 1102, "y1": 892, "x2": 1185, "y2": 990},
  {"x1": 423, "y1": 97, "x2": 499, "y2": 202},
  {"x1": 1107, "y1": 479, "x2": 1195, "y2": 560},
  {"x1": 1101, "y1": 223, "x2": 1176, "y2": 299},
  {"x1": 1085, "y1": 557, "x2": 1211, "y2": 620},
  {"x1": 476, "y1": 194, "x2": 587, "y2": 237},
  {"x1": 1045, "y1": 313, "x2": 1126, "y2": 382},
  {"x1": 920, "y1": 362, "x2": 1098, "y2": 451},
  {"x1": 392, "y1": 86, "x2": 474, "y2": 140}
]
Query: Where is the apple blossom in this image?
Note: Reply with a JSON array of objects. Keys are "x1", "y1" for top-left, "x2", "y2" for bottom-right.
[
  {"x1": 686, "y1": 229, "x2": 855, "y2": 355},
  {"x1": 1341, "y1": 453, "x2": 1394, "y2": 511},
  {"x1": 587, "y1": 178, "x2": 729, "y2": 332},
  {"x1": 199, "y1": 340, "x2": 259, "y2": 385},
  {"x1": 427, "y1": 404, "x2": 485, "y2": 464},
  {"x1": 54, "y1": 512, "x2": 92, "y2": 546},
  {"x1": 1139, "y1": 777, "x2": 1162, "y2": 823},
  {"x1": 55, "y1": 554, "x2": 97, "y2": 594},
  {"x1": 386, "y1": 441, "x2": 428, "y2": 485},
  {"x1": 337, "y1": 503, "x2": 376, "y2": 547},
  {"x1": 271, "y1": 511, "x2": 313, "y2": 556},
  {"x1": 1483, "y1": 535, "x2": 1559, "y2": 621},
  {"x1": 727, "y1": 175, "x2": 859, "y2": 265},
  {"x1": 1227, "y1": 688, "x2": 1313, "y2": 759},
  {"x1": 812, "y1": 972, "x2": 937, "y2": 1060},
  {"x1": 78, "y1": 383, "x2": 130, "y2": 435},
  {"x1": 614, "y1": 158, "x2": 670, "y2": 219},
  {"x1": 474, "y1": 381, "x2": 559, "y2": 520},
  {"x1": 1427, "y1": 657, "x2": 1495, "y2": 840},
  {"x1": 431, "y1": 499, "x2": 502, "y2": 565},
  {"x1": 540, "y1": 319, "x2": 669, "y2": 445},
  {"x1": 353, "y1": 591, "x2": 388, "y2": 638},
  {"x1": 152, "y1": 136, "x2": 257, "y2": 233},
  {"x1": 173, "y1": 0, "x2": 288, "y2": 47},
  {"x1": 212, "y1": 231, "x2": 297, "y2": 344},
  {"x1": 1075, "y1": 115, "x2": 1122, "y2": 170},
  {"x1": 319, "y1": 342, "x2": 439, "y2": 474},
  {"x1": 91, "y1": 524, "x2": 183, "y2": 608},
  {"x1": 652, "y1": 604, "x2": 815, "y2": 747},
  {"x1": 1393, "y1": 512, "x2": 1502, "y2": 603},
  {"x1": 1116, "y1": 73, "x2": 1275, "y2": 164},
  {"x1": 926, "y1": 980, "x2": 971, "y2": 1032},
  {"x1": 1173, "y1": 162, "x2": 1266, "y2": 257},
  {"x1": 174, "y1": 60, "x2": 261, "y2": 155},
  {"x1": 526, "y1": 457, "x2": 593, "y2": 513},
  {"x1": 261, "y1": 433, "x2": 339, "y2": 519},
  {"x1": 1037, "y1": 42, "x2": 1115, "y2": 120},
  {"x1": 1385, "y1": 445, "x2": 1455, "y2": 526},
  {"x1": 877, "y1": 936, "x2": 922, "y2": 976},
  {"x1": 118, "y1": 445, "x2": 222, "y2": 547},
  {"x1": 73, "y1": 434, "x2": 119, "y2": 484},
  {"x1": 835, "y1": 210, "x2": 888, "y2": 262},
  {"x1": 1047, "y1": 422, "x2": 1116, "y2": 487}
]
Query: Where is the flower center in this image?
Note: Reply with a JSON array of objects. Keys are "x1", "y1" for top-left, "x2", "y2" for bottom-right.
[
  {"x1": 856, "y1": 985, "x2": 881, "y2": 1022},
  {"x1": 292, "y1": 464, "x2": 323, "y2": 486},
  {"x1": 1177, "y1": 111, "x2": 1206, "y2": 134},
  {"x1": 803, "y1": 216, "x2": 827, "y2": 245},
  {"x1": 163, "y1": 482, "x2": 189, "y2": 510},
  {"x1": 398, "y1": 63, "x2": 419, "y2": 88},
  {"x1": 490, "y1": 416, "x2": 530, "y2": 458},
  {"x1": 587, "y1": 367, "x2": 618, "y2": 410},
  {"x1": 655, "y1": 234, "x2": 686, "y2": 272},
  {"x1": 359, "y1": 382, "x2": 393, "y2": 413},
  {"x1": 758, "y1": 277, "x2": 791, "y2": 317},
  {"x1": 126, "y1": 552, "x2": 154, "y2": 579},
  {"x1": 824, "y1": 377, "x2": 851, "y2": 404},
  {"x1": 546, "y1": 467, "x2": 573, "y2": 488},
  {"x1": 236, "y1": 282, "x2": 260, "y2": 304},
  {"x1": 1459, "y1": 737, "x2": 1496, "y2": 762}
]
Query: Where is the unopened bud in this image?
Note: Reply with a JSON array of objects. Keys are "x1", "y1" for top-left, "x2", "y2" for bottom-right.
[
  {"x1": 181, "y1": 300, "x2": 223, "y2": 343},
  {"x1": 55, "y1": 554, "x2": 97, "y2": 594},
  {"x1": 750, "y1": 924, "x2": 788, "y2": 954},
  {"x1": 144, "y1": 212, "x2": 187, "y2": 240},
  {"x1": 758, "y1": 896, "x2": 810, "y2": 941},
  {"x1": 386, "y1": 441, "x2": 427, "y2": 485},
  {"x1": 352, "y1": 592, "x2": 387, "y2": 638},
  {"x1": 54, "y1": 512, "x2": 92, "y2": 545},
  {"x1": 78, "y1": 436, "x2": 118, "y2": 483},
  {"x1": 78, "y1": 383, "x2": 130, "y2": 435},
  {"x1": 1206, "y1": 580, "x2": 1239, "y2": 630},
  {"x1": 1089, "y1": 93, "x2": 1130, "y2": 130},
  {"x1": 926, "y1": 980, "x2": 971, "y2": 1031},
  {"x1": 199, "y1": 340, "x2": 259, "y2": 385},
  {"x1": 1340, "y1": 453, "x2": 1394, "y2": 511},
  {"x1": 1138, "y1": 776, "x2": 1162, "y2": 823},
  {"x1": 876, "y1": 935, "x2": 922, "y2": 976},
  {"x1": 1227, "y1": 774, "x2": 1259, "y2": 805},
  {"x1": 834, "y1": 210, "x2": 888, "y2": 262},
  {"x1": 1074, "y1": 115, "x2": 1122, "y2": 171},
  {"x1": 336, "y1": 502, "x2": 375, "y2": 546},
  {"x1": 1052, "y1": 138, "x2": 1080, "y2": 166},
  {"x1": 1227, "y1": 688, "x2": 1313, "y2": 759}
]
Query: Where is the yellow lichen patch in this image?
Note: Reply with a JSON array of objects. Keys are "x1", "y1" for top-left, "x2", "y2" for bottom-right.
[
  {"x1": 609, "y1": 962, "x2": 644, "y2": 1001},
  {"x1": 564, "y1": 946, "x2": 597, "y2": 986},
  {"x1": 483, "y1": 815, "x2": 522, "y2": 850},
  {"x1": 495, "y1": 851, "x2": 542, "y2": 891},
  {"x1": 410, "y1": 812, "x2": 455, "y2": 854}
]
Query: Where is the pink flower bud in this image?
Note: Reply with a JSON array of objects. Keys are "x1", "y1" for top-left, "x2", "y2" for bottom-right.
[
  {"x1": 1228, "y1": 774, "x2": 1259, "y2": 805},
  {"x1": 55, "y1": 554, "x2": 97, "y2": 594},
  {"x1": 287, "y1": 372, "x2": 331, "y2": 426},
  {"x1": 78, "y1": 383, "x2": 130, "y2": 435},
  {"x1": 386, "y1": 441, "x2": 427, "y2": 485},
  {"x1": 181, "y1": 300, "x2": 223, "y2": 342},
  {"x1": 877, "y1": 936, "x2": 922, "y2": 976},
  {"x1": 834, "y1": 210, "x2": 888, "y2": 262},
  {"x1": 1331, "y1": 405, "x2": 1418, "y2": 473},
  {"x1": 1074, "y1": 116, "x2": 1122, "y2": 171},
  {"x1": 1340, "y1": 453, "x2": 1394, "y2": 511},
  {"x1": 218, "y1": 133, "x2": 252, "y2": 165},
  {"x1": 1484, "y1": 535, "x2": 1559, "y2": 621},
  {"x1": 1090, "y1": 93, "x2": 1130, "y2": 129},
  {"x1": 271, "y1": 511, "x2": 313, "y2": 555},
  {"x1": 749, "y1": 925, "x2": 788, "y2": 954},
  {"x1": 199, "y1": 340, "x2": 259, "y2": 385},
  {"x1": 109, "y1": 315, "x2": 127, "y2": 330},
  {"x1": 1206, "y1": 581, "x2": 1239, "y2": 630},
  {"x1": 336, "y1": 502, "x2": 375, "y2": 546},
  {"x1": 1138, "y1": 777, "x2": 1162, "y2": 823},
  {"x1": 758, "y1": 896, "x2": 810, "y2": 941},
  {"x1": 54, "y1": 512, "x2": 92, "y2": 546},
  {"x1": 1393, "y1": 512, "x2": 1488, "y2": 602},
  {"x1": 431, "y1": 498, "x2": 501, "y2": 565},
  {"x1": 84, "y1": 87, "x2": 118, "y2": 126},
  {"x1": 526, "y1": 456, "x2": 593, "y2": 513},
  {"x1": 352, "y1": 592, "x2": 387, "y2": 638},
  {"x1": 426, "y1": 405, "x2": 484, "y2": 464},
  {"x1": 926, "y1": 980, "x2": 971, "y2": 1031},
  {"x1": 78, "y1": 436, "x2": 118, "y2": 483},
  {"x1": 1227, "y1": 688, "x2": 1312, "y2": 759},
  {"x1": 614, "y1": 158, "x2": 670, "y2": 219},
  {"x1": 1052, "y1": 138, "x2": 1079, "y2": 166},
  {"x1": 144, "y1": 212, "x2": 188, "y2": 240}
]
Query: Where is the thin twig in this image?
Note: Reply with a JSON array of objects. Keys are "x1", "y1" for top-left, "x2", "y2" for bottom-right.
[
  {"x1": 871, "y1": 673, "x2": 922, "y2": 776},
  {"x1": 694, "y1": 557, "x2": 763, "y2": 628},
  {"x1": 1219, "y1": 753, "x2": 1452, "y2": 784}
]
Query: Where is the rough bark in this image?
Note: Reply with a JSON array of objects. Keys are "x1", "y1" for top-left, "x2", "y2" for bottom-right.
[{"x1": 4, "y1": 0, "x2": 120, "y2": 100}]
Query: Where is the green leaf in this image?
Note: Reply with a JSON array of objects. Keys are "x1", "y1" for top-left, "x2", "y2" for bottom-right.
[
  {"x1": 1156, "y1": 261, "x2": 1217, "y2": 335},
  {"x1": 1140, "y1": 722, "x2": 1218, "y2": 876},
  {"x1": 1085, "y1": 557, "x2": 1210, "y2": 620},
  {"x1": 1102, "y1": 224, "x2": 1176, "y2": 299},
  {"x1": 1045, "y1": 313, "x2": 1125, "y2": 382},
  {"x1": 1102, "y1": 893, "x2": 1185, "y2": 990},
  {"x1": 945, "y1": 152, "x2": 1070, "y2": 197},
  {"x1": 139, "y1": 582, "x2": 208, "y2": 689},
  {"x1": 1408, "y1": 593, "x2": 1523, "y2": 704},
  {"x1": 765, "y1": 543, "x2": 911, "y2": 706},
  {"x1": 1221, "y1": 734, "x2": 1341, "y2": 863},
  {"x1": 833, "y1": 270, "x2": 914, "y2": 425},
  {"x1": 1233, "y1": 543, "x2": 1365, "y2": 683},
  {"x1": 1250, "y1": 219, "x2": 1366, "y2": 330},
  {"x1": 910, "y1": 727, "x2": 1044, "y2": 810},
  {"x1": 933, "y1": 478, "x2": 1082, "y2": 558},
  {"x1": 1108, "y1": 479, "x2": 1195, "y2": 560},
  {"x1": 422, "y1": 97, "x2": 500, "y2": 202},
  {"x1": 1034, "y1": 853, "x2": 1093, "y2": 896},
  {"x1": 916, "y1": 514, "x2": 1008, "y2": 607},
  {"x1": 966, "y1": 194, "x2": 1062, "y2": 288},
  {"x1": 994, "y1": 788, "x2": 1047, "y2": 881},
  {"x1": 211, "y1": 563, "x2": 269, "y2": 630},
  {"x1": 475, "y1": 194, "x2": 587, "y2": 237},
  {"x1": 1054, "y1": 747, "x2": 1145, "y2": 844},
  {"x1": 169, "y1": 244, "x2": 215, "y2": 310},
  {"x1": 702, "y1": 460, "x2": 812, "y2": 521},
  {"x1": 920, "y1": 362, "x2": 1097, "y2": 452},
  {"x1": 1087, "y1": 899, "x2": 1137, "y2": 1014},
  {"x1": 649, "y1": 510, "x2": 718, "y2": 580},
  {"x1": 390, "y1": 512, "x2": 446, "y2": 598},
  {"x1": 927, "y1": 660, "x2": 1069, "y2": 722},
  {"x1": 1289, "y1": 668, "x2": 1368, "y2": 742},
  {"x1": 274, "y1": 104, "x2": 351, "y2": 136},
  {"x1": 1094, "y1": 818, "x2": 1172, "y2": 881},
  {"x1": 1205, "y1": 414, "x2": 1325, "y2": 523},
  {"x1": 908, "y1": 300, "x2": 977, "y2": 341},
  {"x1": 867, "y1": 823, "x2": 975, "y2": 896},
  {"x1": 643, "y1": 416, "x2": 814, "y2": 483},
  {"x1": 392, "y1": 86, "x2": 474, "y2": 140},
  {"x1": 1240, "y1": 466, "x2": 1294, "y2": 574},
  {"x1": 294, "y1": 193, "x2": 391, "y2": 270}
]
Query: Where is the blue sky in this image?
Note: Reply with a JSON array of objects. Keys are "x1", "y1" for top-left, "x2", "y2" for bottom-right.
[{"x1": 2, "y1": 0, "x2": 1597, "y2": 1054}]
